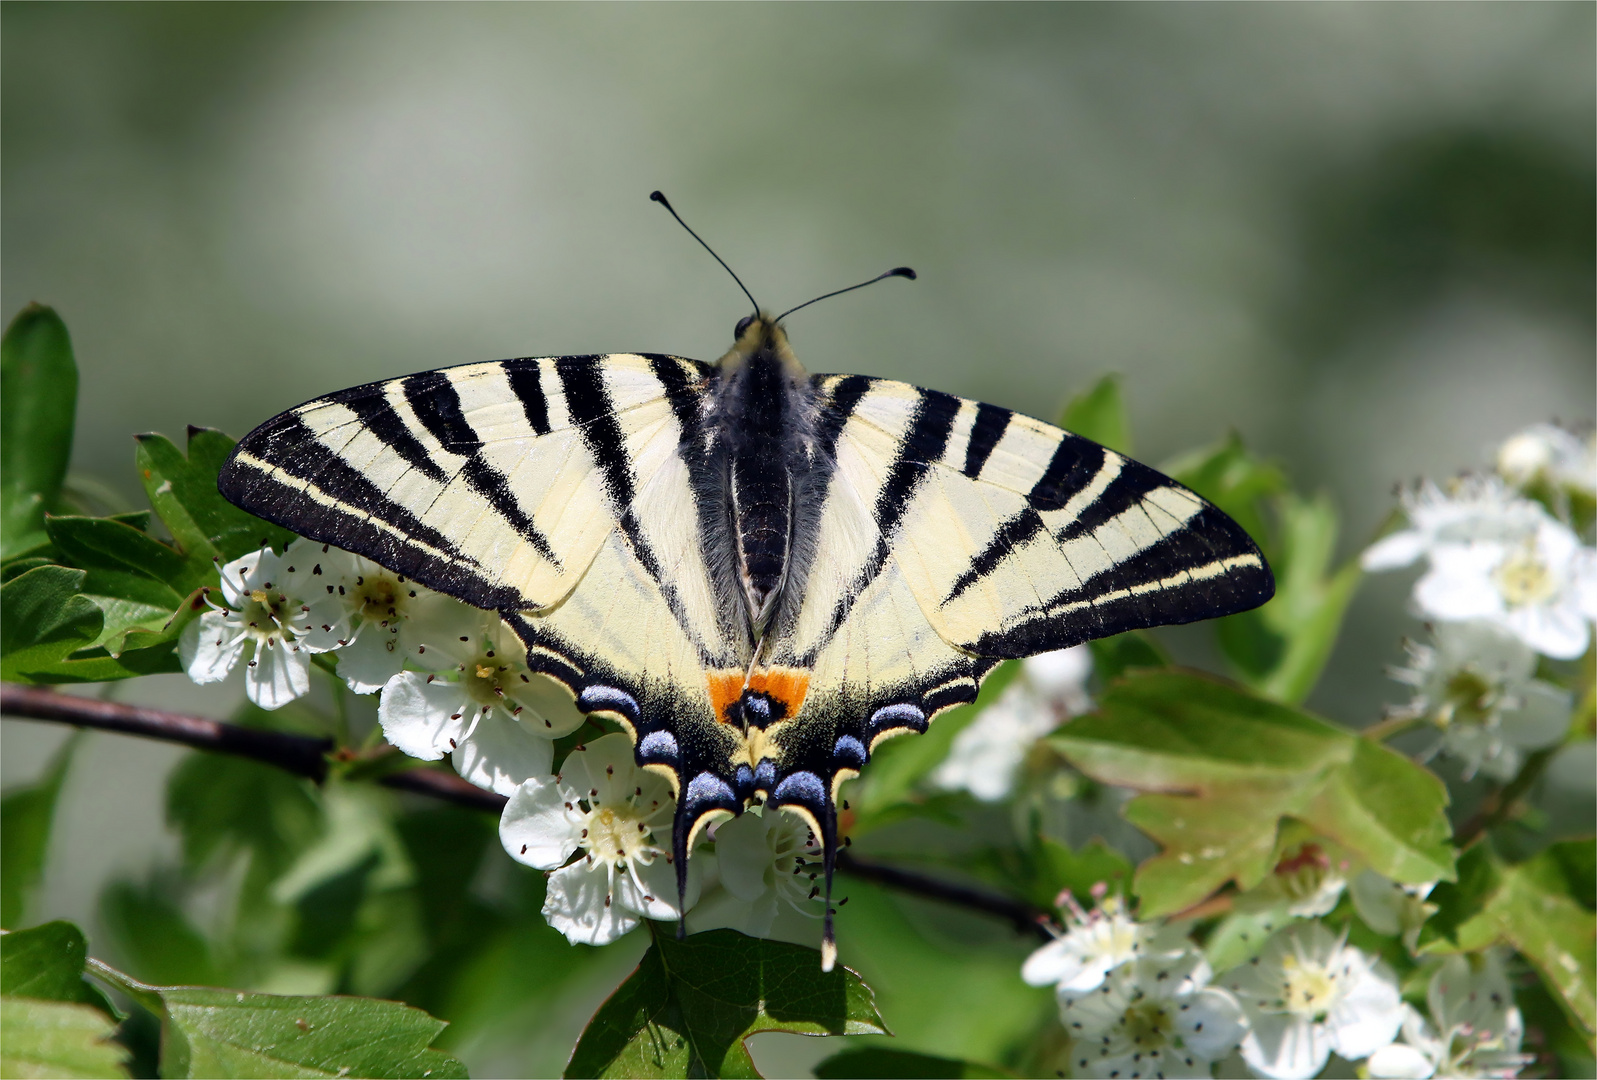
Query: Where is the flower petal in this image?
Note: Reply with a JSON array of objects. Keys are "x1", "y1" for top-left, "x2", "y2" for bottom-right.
[
  {"x1": 542, "y1": 860, "x2": 640, "y2": 946},
  {"x1": 453, "y1": 712, "x2": 554, "y2": 797},
  {"x1": 505, "y1": 671, "x2": 588, "y2": 739},
  {"x1": 560, "y1": 732, "x2": 640, "y2": 805},
  {"x1": 336, "y1": 628, "x2": 407, "y2": 694},
  {"x1": 1326, "y1": 959, "x2": 1403, "y2": 1060},
  {"x1": 246, "y1": 639, "x2": 310, "y2": 709},
  {"x1": 377, "y1": 672, "x2": 470, "y2": 760},
  {"x1": 619, "y1": 851, "x2": 699, "y2": 922},
  {"x1": 714, "y1": 810, "x2": 778, "y2": 903},
  {"x1": 1021, "y1": 938, "x2": 1082, "y2": 988},
  {"x1": 1240, "y1": 1011, "x2": 1332, "y2": 1080},
  {"x1": 1362, "y1": 530, "x2": 1426, "y2": 571},
  {"x1": 499, "y1": 775, "x2": 581, "y2": 870},
  {"x1": 181, "y1": 610, "x2": 246, "y2": 684},
  {"x1": 1366, "y1": 1043, "x2": 1436, "y2": 1079}
]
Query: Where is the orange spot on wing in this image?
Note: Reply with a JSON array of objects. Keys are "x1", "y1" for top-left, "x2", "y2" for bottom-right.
[
  {"x1": 703, "y1": 666, "x2": 813, "y2": 724},
  {"x1": 750, "y1": 667, "x2": 811, "y2": 718},
  {"x1": 706, "y1": 671, "x2": 744, "y2": 725}
]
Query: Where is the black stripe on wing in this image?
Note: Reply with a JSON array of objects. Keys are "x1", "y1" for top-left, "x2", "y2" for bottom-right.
[
  {"x1": 401, "y1": 371, "x2": 561, "y2": 566},
  {"x1": 219, "y1": 414, "x2": 526, "y2": 610}
]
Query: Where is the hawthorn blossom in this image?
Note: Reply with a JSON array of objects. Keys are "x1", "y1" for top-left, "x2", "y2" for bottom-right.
[
  {"x1": 179, "y1": 540, "x2": 350, "y2": 709},
  {"x1": 319, "y1": 551, "x2": 458, "y2": 694},
  {"x1": 1413, "y1": 515, "x2": 1597, "y2": 660},
  {"x1": 499, "y1": 733, "x2": 698, "y2": 945},
  {"x1": 1022, "y1": 894, "x2": 1186, "y2": 993},
  {"x1": 1361, "y1": 477, "x2": 1544, "y2": 573},
  {"x1": 1496, "y1": 422, "x2": 1596, "y2": 496},
  {"x1": 1222, "y1": 920, "x2": 1403, "y2": 1080},
  {"x1": 1349, "y1": 870, "x2": 1436, "y2": 955},
  {"x1": 1367, "y1": 953, "x2": 1529, "y2": 1079},
  {"x1": 713, "y1": 806, "x2": 823, "y2": 937},
  {"x1": 1386, "y1": 620, "x2": 1571, "y2": 780},
  {"x1": 378, "y1": 606, "x2": 585, "y2": 795},
  {"x1": 934, "y1": 646, "x2": 1093, "y2": 801},
  {"x1": 1059, "y1": 951, "x2": 1245, "y2": 1080}
]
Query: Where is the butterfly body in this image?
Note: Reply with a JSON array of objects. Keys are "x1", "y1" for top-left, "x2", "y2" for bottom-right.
[{"x1": 220, "y1": 304, "x2": 1273, "y2": 969}]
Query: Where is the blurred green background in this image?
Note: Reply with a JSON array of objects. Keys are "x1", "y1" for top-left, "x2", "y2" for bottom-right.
[{"x1": 3, "y1": 4, "x2": 1593, "y2": 1076}]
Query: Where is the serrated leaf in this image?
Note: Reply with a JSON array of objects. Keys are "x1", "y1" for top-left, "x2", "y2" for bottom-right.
[
  {"x1": 0, "y1": 921, "x2": 118, "y2": 1017},
  {"x1": 1423, "y1": 845, "x2": 1596, "y2": 1042},
  {"x1": 1, "y1": 304, "x2": 77, "y2": 562},
  {"x1": 0, "y1": 997, "x2": 129, "y2": 1079},
  {"x1": 1052, "y1": 670, "x2": 1454, "y2": 916},
  {"x1": 134, "y1": 428, "x2": 291, "y2": 565},
  {"x1": 566, "y1": 928, "x2": 887, "y2": 1079},
  {"x1": 813, "y1": 1048, "x2": 1013, "y2": 1078},
  {"x1": 83, "y1": 959, "x2": 466, "y2": 1080},
  {"x1": 0, "y1": 565, "x2": 103, "y2": 681},
  {"x1": 1, "y1": 736, "x2": 78, "y2": 929},
  {"x1": 1059, "y1": 375, "x2": 1131, "y2": 456},
  {"x1": 43, "y1": 515, "x2": 190, "y2": 586}
]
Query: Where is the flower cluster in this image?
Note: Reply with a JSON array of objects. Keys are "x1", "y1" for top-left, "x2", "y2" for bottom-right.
[
  {"x1": 1363, "y1": 423, "x2": 1595, "y2": 776},
  {"x1": 180, "y1": 538, "x2": 846, "y2": 950},
  {"x1": 1019, "y1": 895, "x2": 1521, "y2": 1080}
]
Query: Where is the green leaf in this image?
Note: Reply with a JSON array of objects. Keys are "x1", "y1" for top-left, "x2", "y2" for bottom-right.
[
  {"x1": 1051, "y1": 670, "x2": 1454, "y2": 916},
  {"x1": 1028, "y1": 837, "x2": 1135, "y2": 909},
  {"x1": 1059, "y1": 375, "x2": 1132, "y2": 456},
  {"x1": 1423, "y1": 846, "x2": 1596, "y2": 1042},
  {"x1": 0, "y1": 921, "x2": 119, "y2": 1017},
  {"x1": 1, "y1": 304, "x2": 77, "y2": 562},
  {"x1": 98, "y1": 877, "x2": 223, "y2": 989},
  {"x1": 851, "y1": 662, "x2": 1020, "y2": 827},
  {"x1": 814, "y1": 1048, "x2": 1012, "y2": 1078},
  {"x1": 85, "y1": 960, "x2": 466, "y2": 1080},
  {"x1": 1162, "y1": 433, "x2": 1287, "y2": 560},
  {"x1": 1087, "y1": 631, "x2": 1170, "y2": 684},
  {"x1": 0, "y1": 997, "x2": 129, "y2": 1079},
  {"x1": 135, "y1": 428, "x2": 292, "y2": 564},
  {"x1": 1247, "y1": 494, "x2": 1363, "y2": 704},
  {"x1": 566, "y1": 928, "x2": 888, "y2": 1079},
  {"x1": 45, "y1": 515, "x2": 194, "y2": 591},
  {"x1": 0, "y1": 566, "x2": 103, "y2": 682},
  {"x1": 1, "y1": 735, "x2": 78, "y2": 929}
]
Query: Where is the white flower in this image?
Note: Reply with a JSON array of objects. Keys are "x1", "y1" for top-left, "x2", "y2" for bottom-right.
[
  {"x1": 1059, "y1": 951, "x2": 1245, "y2": 1080},
  {"x1": 179, "y1": 540, "x2": 350, "y2": 709},
  {"x1": 1387, "y1": 620, "x2": 1573, "y2": 779},
  {"x1": 933, "y1": 646, "x2": 1092, "y2": 802},
  {"x1": 1497, "y1": 423, "x2": 1595, "y2": 496},
  {"x1": 1413, "y1": 516, "x2": 1597, "y2": 660},
  {"x1": 1222, "y1": 920, "x2": 1403, "y2": 1080},
  {"x1": 1237, "y1": 842, "x2": 1347, "y2": 919},
  {"x1": 1367, "y1": 953, "x2": 1530, "y2": 1079},
  {"x1": 712, "y1": 806, "x2": 823, "y2": 937},
  {"x1": 1022, "y1": 895, "x2": 1186, "y2": 993},
  {"x1": 499, "y1": 733, "x2": 699, "y2": 945},
  {"x1": 1349, "y1": 870, "x2": 1436, "y2": 955},
  {"x1": 1362, "y1": 477, "x2": 1544, "y2": 573},
  {"x1": 377, "y1": 606, "x2": 585, "y2": 796},
  {"x1": 319, "y1": 551, "x2": 460, "y2": 694}
]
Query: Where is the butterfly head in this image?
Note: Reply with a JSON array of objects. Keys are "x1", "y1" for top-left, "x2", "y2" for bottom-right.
[{"x1": 718, "y1": 312, "x2": 806, "y2": 379}]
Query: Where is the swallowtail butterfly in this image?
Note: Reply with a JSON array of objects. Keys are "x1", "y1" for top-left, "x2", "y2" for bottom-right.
[{"x1": 219, "y1": 194, "x2": 1274, "y2": 968}]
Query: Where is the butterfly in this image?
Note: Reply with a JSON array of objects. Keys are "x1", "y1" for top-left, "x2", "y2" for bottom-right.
[{"x1": 218, "y1": 193, "x2": 1274, "y2": 968}]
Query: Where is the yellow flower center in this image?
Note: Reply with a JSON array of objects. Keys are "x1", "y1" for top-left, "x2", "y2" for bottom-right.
[
  {"x1": 475, "y1": 665, "x2": 494, "y2": 679},
  {"x1": 1280, "y1": 954, "x2": 1339, "y2": 1020},
  {"x1": 1437, "y1": 668, "x2": 1495, "y2": 728},
  {"x1": 352, "y1": 573, "x2": 404, "y2": 622},
  {"x1": 1122, "y1": 1001, "x2": 1172, "y2": 1047},
  {"x1": 583, "y1": 804, "x2": 652, "y2": 866},
  {"x1": 1493, "y1": 546, "x2": 1557, "y2": 607},
  {"x1": 249, "y1": 589, "x2": 270, "y2": 603}
]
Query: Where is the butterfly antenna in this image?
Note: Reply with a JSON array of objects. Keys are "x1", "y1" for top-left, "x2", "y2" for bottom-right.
[
  {"x1": 650, "y1": 191, "x2": 760, "y2": 315},
  {"x1": 775, "y1": 266, "x2": 916, "y2": 324}
]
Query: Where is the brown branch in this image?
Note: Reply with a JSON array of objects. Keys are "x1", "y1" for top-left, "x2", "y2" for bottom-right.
[
  {"x1": 1454, "y1": 745, "x2": 1558, "y2": 847},
  {"x1": 2, "y1": 683, "x2": 333, "y2": 782},
  {"x1": 4, "y1": 683, "x2": 1051, "y2": 937},
  {"x1": 837, "y1": 850, "x2": 1054, "y2": 941}
]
